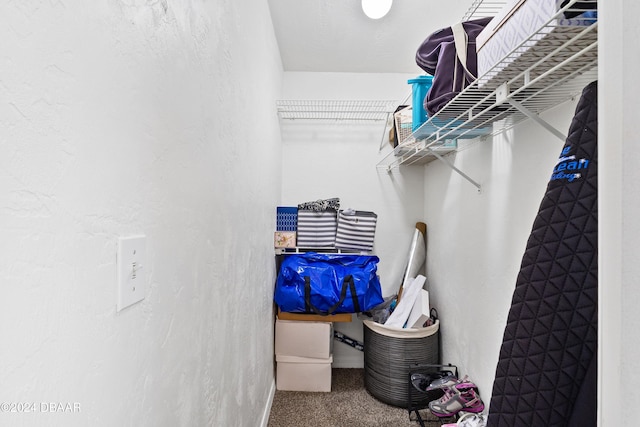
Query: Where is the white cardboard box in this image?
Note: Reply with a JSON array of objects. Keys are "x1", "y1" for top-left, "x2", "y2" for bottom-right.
[
  {"x1": 276, "y1": 354, "x2": 333, "y2": 392},
  {"x1": 476, "y1": 0, "x2": 597, "y2": 88},
  {"x1": 275, "y1": 319, "x2": 333, "y2": 359}
]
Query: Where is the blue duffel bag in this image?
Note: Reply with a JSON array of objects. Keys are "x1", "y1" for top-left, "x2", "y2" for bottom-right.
[{"x1": 274, "y1": 252, "x2": 383, "y2": 315}]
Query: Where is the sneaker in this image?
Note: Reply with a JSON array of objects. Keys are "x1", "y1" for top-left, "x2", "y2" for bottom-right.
[
  {"x1": 410, "y1": 373, "x2": 432, "y2": 392},
  {"x1": 428, "y1": 375, "x2": 480, "y2": 395},
  {"x1": 456, "y1": 412, "x2": 487, "y2": 427},
  {"x1": 452, "y1": 380, "x2": 480, "y2": 394},
  {"x1": 440, "y1": 414, "x2": 487, "y2": 427},
  {"x1": 429, "y1": 387, "x2": 485, "y2": 418},
  {"x1": 411, "y1": 371, "x2": 455, "y2": 393},
  {"x1": 431, "y1": 387, "x2": 457, "y2": 405},
  {"x1": 425, "y1": 373, "x2": 459, "y2": 391}
]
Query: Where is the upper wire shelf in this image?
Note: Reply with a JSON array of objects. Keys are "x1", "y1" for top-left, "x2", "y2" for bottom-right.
[
  {"x1": 377, "y1": 0, "x2": 598, "y2": 172},
  {"x1": 276, "y1": 100, "x2": 397, "y2": 122},
  {"x1": 462, "y1": 0, "x2": 508, "y2": 21}
]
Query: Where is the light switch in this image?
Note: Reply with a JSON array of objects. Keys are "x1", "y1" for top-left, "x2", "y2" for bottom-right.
[{"x1": 117, "y1": 235, "x2": 146, "y2": 312}]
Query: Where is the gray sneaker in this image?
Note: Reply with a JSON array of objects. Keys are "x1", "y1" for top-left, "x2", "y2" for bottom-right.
[{"x1": 425, "y1": 374, "x2": 459, "y2": 391}]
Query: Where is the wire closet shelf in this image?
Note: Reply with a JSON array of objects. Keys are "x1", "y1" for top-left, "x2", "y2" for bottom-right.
[
  {"x1": 276, "y1": 100, "x2": 398, "y2": 122},
  {"x1": 377, "y1": 0, "x2": 598, "y2": 172}
]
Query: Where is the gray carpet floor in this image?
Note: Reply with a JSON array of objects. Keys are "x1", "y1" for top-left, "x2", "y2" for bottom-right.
[{"x1": 267, "y1": 368, "x2": 451, "y2": 427}]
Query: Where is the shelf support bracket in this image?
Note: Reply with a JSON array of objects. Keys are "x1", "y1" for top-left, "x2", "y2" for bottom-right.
[
  {"x1": 378, "y1": 111, "x2": 392, "y2": 153},
  {"x1": 427, "y1": 147, "x2": 481, "y2": 192},
  {"x1": 506, "y1": 98, "x2": 567, "y2": 142}
]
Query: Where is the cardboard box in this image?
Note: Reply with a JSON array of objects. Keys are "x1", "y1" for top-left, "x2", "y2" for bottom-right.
[
  {"x1": 274, "y1": 231, "x2": 296, "y2": 248},
  {"x1": 275, "y1": 319, "x2": 333, "y2": 359},
  {"x1": 277, "y1": 308, "x2": 352, "y2": 323},
  {"x1": 476, "y1": 0, "x2": 597, "y2": 89},
  {"x1": 276, "y1": 354, "x2": 333, "y2": 392}
]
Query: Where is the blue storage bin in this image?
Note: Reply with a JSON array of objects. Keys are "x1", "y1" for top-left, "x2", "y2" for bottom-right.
[
  {"x1": 407, "y1": 75, "x2": 433, "y2": 131},
  {"x1": 276, "y1": 206, "x2": 298, "y2": 231}
]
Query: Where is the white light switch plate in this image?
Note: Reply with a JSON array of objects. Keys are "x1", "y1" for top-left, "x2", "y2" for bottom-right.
[{"x1": 117, "y1": 235, "x2": 146, "y2": 312}]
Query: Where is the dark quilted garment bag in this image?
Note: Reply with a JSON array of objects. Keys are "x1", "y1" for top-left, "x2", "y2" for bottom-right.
[{"x1": 488, "y1": 81, "x2": 598, "y2": 427}]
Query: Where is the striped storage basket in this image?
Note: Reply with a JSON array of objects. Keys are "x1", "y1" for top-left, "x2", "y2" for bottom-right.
[
  {"x1": 335, "y1": 210, "x2": 378, "y2": 252},
  {"x1": 296, "y1": 210, "x2": 338, "y2": 248}
]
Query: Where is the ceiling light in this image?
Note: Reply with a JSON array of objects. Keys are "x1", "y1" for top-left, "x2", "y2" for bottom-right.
[{"x1": 361, "y1": 0, "x2": 393, "y2": 19}]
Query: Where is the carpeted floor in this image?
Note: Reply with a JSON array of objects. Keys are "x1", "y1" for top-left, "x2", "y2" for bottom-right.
[{"x1": 267, "y1": 368, "x2": 451, "y2": 427}]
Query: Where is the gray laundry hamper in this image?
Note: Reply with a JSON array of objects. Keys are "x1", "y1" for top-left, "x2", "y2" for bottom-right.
[{"x1": 363, "y1": 319, "x2": 440, "y2": 408}]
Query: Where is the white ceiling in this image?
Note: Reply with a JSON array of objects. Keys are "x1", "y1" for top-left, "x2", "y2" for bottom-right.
[{"x1": 267, "y1": 0, "x2": 474, "y2": 74}]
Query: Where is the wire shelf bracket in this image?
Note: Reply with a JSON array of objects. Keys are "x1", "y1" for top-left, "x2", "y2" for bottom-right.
[
  {"x1": 506, "y1": 97, "x2": 566, "y2": 142},
  {"x1": 428, "y1": 147, "x2": 482, "y2": 192}
]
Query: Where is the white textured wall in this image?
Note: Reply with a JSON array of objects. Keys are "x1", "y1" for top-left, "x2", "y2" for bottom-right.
[
  {"x1": 422, "y1": 100, "x2": 579, "y2": 401},
  {"x1": 280, "y1": 72, "x2": 426, "y2": 367},
  {"x1": 0, "y1": 2, "x2": 282, "y2": 426},
  {"x1": 599, "y1": 0, "x2": 639, "y2": 424}
]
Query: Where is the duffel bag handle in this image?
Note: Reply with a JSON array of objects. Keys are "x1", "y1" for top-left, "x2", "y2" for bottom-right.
[{"x1": 304, "y1": 274, "x2": 361, "y2": 315}]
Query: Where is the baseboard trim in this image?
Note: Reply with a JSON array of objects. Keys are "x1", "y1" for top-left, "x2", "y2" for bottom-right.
[{"x1": 259, "y1": 379, "x2": 276, "y2": 427}]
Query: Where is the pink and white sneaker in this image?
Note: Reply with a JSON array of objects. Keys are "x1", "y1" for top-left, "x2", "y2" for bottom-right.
[{"x1": 428, "y1": 387, "x2": 485, "y2": 418}]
